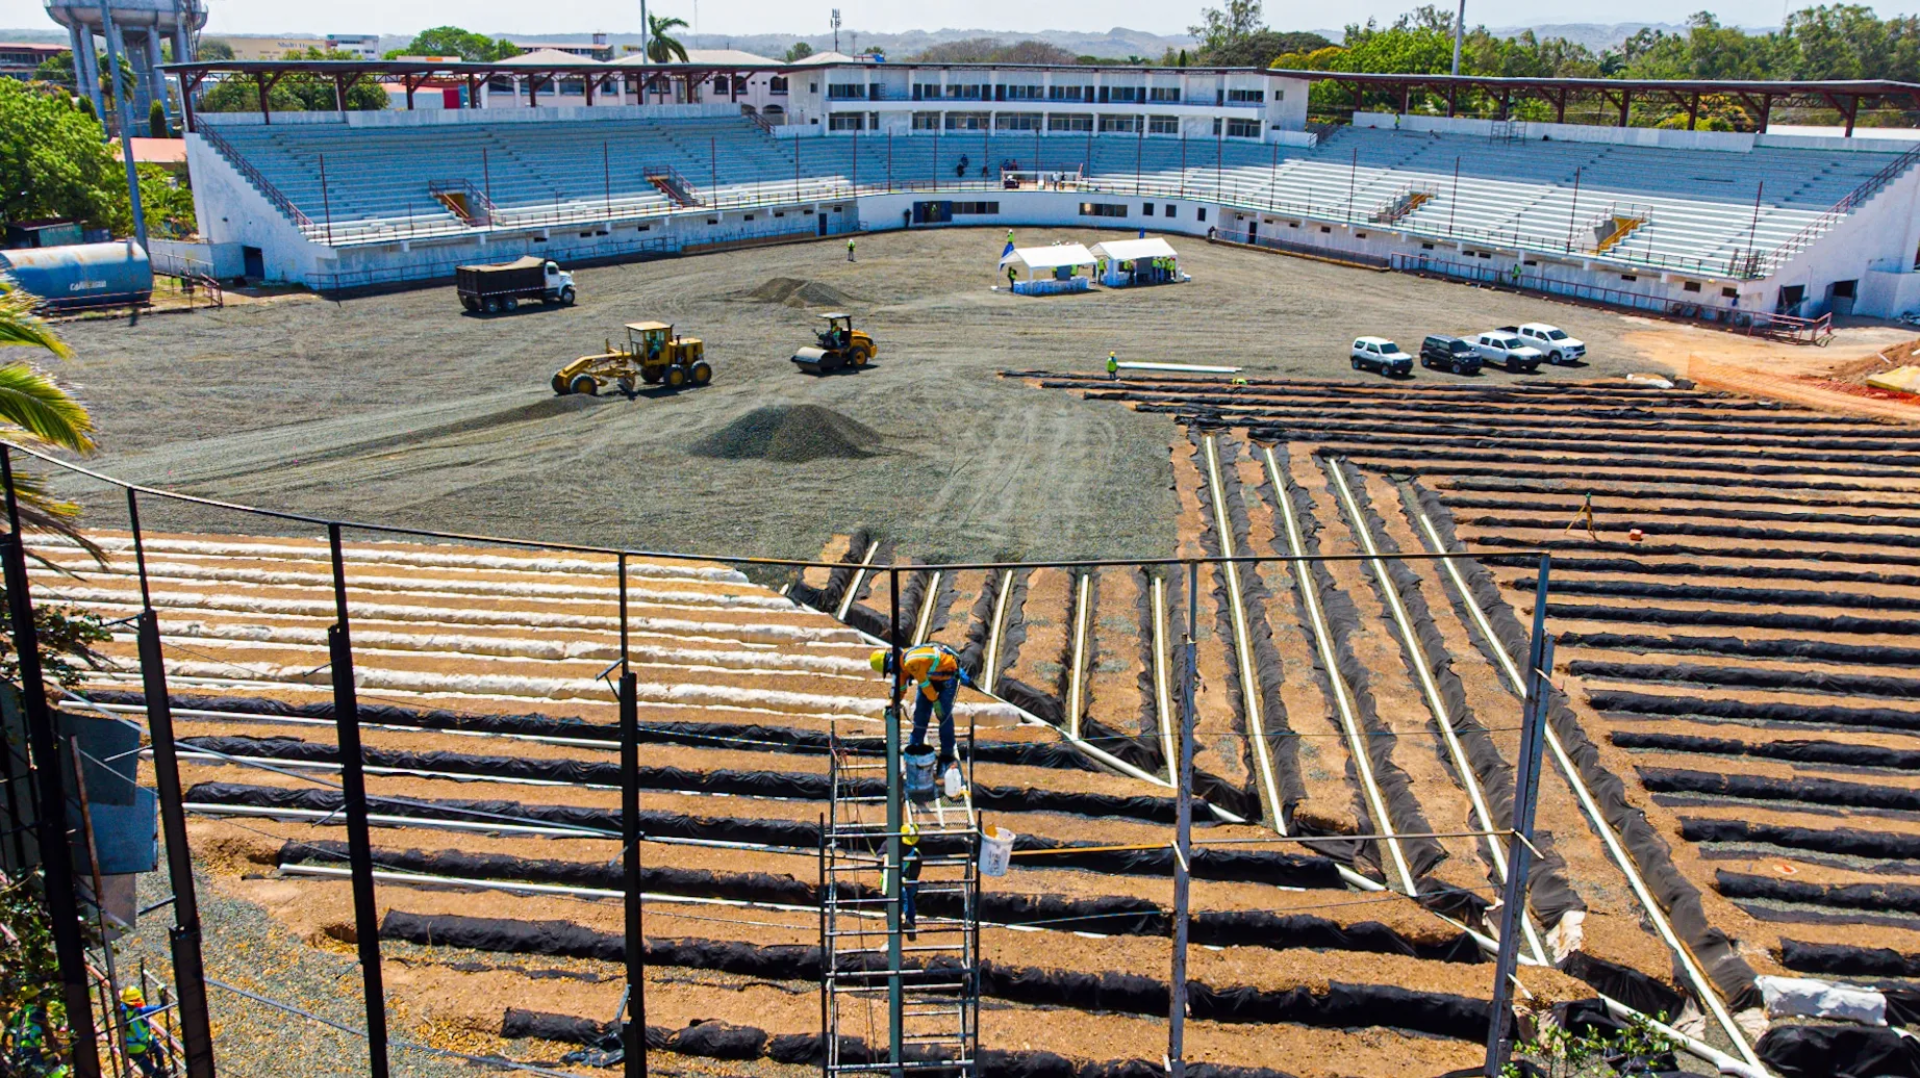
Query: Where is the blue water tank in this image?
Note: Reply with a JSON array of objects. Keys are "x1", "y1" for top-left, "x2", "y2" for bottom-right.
[{"x1": 0, "y1": 241, "x2": 152, "y2": 309}]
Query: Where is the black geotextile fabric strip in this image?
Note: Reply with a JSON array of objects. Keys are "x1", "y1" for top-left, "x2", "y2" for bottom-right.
[
  {"x1": 1437, "y1": 477, "x2": 1920, "y2": 511},
  {"x1": 1540, "y1": 578, "x2": 1920, "y2": 613},
  {"x1": 896, "y1": 565, "x2": 936, "y2": 647},
  {"x1": 91, "y1": 689, "x2": 1107, "y2": 774},
  {"x1": 1761, "y1": 1025, "x2": 1920, "y2": 1078},
  {"x1": 1472, "y1": 531, "x2": 1920, "y2": 567},
  {"x1": 1682, "y1": 818, "x2": 1920, "y2": 861},
  {"x1": 1450, "y1": 498, "x2": 1920, "y2": 529},
  {"x1": 1242, "y1": 439, "x2": 1920, "y2": 483},
  {"x1": 1780, "y1": 939, "x2": 1920, "y2": 977},
  {"x1": 1715, "y1": 870, "x2": 1920, "y2": 916},
  {"x1": 1539, "y1": 558, "x2": 1920, "y2": 590},
  {"x1": 279, "y1": 840, "x2": 1482, "y2": 961},
  {"x1": 1199, "y1": 433, "x2": 1310, "y2": 827},
  {"x1": 1554, "y1": 603, "x2": 1920, "y2": 636},
  {"x1": 503, "y1": 1008, "x2": 1308, "y2": 1078},
  {"x1": 1330, "y1": 461, "x2": 1582, "y2": 925},
  {"x1": 1261, "y1": 450, "x2": 1443, "y2": 884},
  {"x1": 177, "y1": 734, "x2": 1189, "y2": 824},
  {"x1": 957, "y1": 568, "x2": 1006, "y2": 683},
  {"x1": 784, "y1": 530, "x2": 865, "y2": 612},
  {"x1": 1557, "y1": 953, "x2": 1685, "y2": 1020},
  {"x1": 189, "y1": 781, "x2": 1344, "y2": 887},
  {"x1": 1639, "y1": 767, "x2": 1920, "y2": 813},
  {"x1": 1562, "y1": 631, "x2": 1920, "y2": 669},
  {"x1": 387, "y1": 912, "x2": 1498, "y2": 1040},
  {"x1": 1131, "y1": 566, "x2": 1165, "y2": 753},
  {"x1": 1411, "y1": 484, "x2": 1763, "y2": 1013},
  {"x1": 1612, "y1": 730, "x2": 1920, "y2": 771},
  {"x1": 1590, "y1": 690, "x2": 1920, "y2": 733},
  {"x1": 1570, "y1": 661, "x2": 1920, "y2": 700},
  {"x1": 1220, "y1": 425, "x2": 1920, "y2": 470}
]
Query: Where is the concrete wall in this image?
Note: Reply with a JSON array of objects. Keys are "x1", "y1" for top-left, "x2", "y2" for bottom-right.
[{"x1": 1767, "y1": 159, "x2": 1920, "y2": 317}]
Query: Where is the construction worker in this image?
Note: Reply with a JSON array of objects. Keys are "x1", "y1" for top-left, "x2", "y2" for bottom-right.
[
  {"x1": 3, "y1": 986, "x2": 56, "y2": 1075},
  {"x1": 870, "y1": 642, "x2": 968, "y2": 765},
  {"x1": 1564, "y1": 492, "x2": 1598, "y2": 541},
  {"x1": 1006, "y1": 263, "x2": 1018, "y2": 290},
  {"x1": 1107, "y1": 351, "x2": 1119, "y2": 380},
  {"x1": 900, "y1": 821, "x2": 924, "y2": 939},
  {"x1": 118, "y1": 986, "x2": 167, "y2": 1078},
  {"x1": 847, "y1": 236, "x2": 856, "y2": 262}
]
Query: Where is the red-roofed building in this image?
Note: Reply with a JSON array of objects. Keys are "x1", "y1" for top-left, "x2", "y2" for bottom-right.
[{"x1": 0, "y1": 41, "x2": 69, "y2": 80}]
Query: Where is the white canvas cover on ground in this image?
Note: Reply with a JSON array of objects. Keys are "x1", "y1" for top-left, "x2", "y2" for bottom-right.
[
  {"x1": 1000, "y1": 244, "x2": 1096, "y2": 272},
  {"x1": 1090, "y1": 238, "x2": 1178, "y2": 263}
]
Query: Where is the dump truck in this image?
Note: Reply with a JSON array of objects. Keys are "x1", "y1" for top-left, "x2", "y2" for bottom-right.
[
  {"x1": 791, "y1": 313, "x2": 876, "y2": 374},
  {"x1": 552, "y1": 322, "x2": 712, "y2": 396},
  {"x1": 457, "y1": 256, "x2": 576, "y2": 313}
]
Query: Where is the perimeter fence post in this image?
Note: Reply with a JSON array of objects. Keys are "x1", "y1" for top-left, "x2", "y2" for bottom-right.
[
  {"x1": 0, "y1": 446, "x2": 103, "y2": 1078},
  {"x1": 619, "y1": 553, "x2": 647, "y2": 1078},
  {"x1": 885, "y1": 565, "x2": 904, "y2": 1076},
  {"x1": 1168, "y1": 560, "x2": 1199, "y2": 1078},
  {"x1": 326, "y1": 523, "x2": 389, "y2": 1078},
  {"x1": 1483, "y1": 554, "x2": 1553, "y2": 1076},
  {"x1": 129, "y1": 490, "x2": 217, "y2": 1078}
]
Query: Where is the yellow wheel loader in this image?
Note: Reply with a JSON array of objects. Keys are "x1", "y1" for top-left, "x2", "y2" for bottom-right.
[
  {"x1": 791, "y1": 313, "x2": 876, "y2": 375},
  {"x1": 552, "y1": 322, "x2": 713, "y2": 397}
]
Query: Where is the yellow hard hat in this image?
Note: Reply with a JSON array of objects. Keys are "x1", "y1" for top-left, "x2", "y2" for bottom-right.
[
  {"x1": 902, "y1": 821, "x2": 920, "y2": 846},
  {"x1": 120, "y1": 987, "x2": 144, "y2": 1005},
  {"x1": 869, "y1": 650, "x2": 888, "y2": 674}
]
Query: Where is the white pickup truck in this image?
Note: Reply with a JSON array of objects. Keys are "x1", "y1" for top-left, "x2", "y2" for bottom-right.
[
  {"x1": 1471, "y1": 330, "x2": 1545, "y2": 373},
  {"x1": 1499, "y1": 323, "x2": 1587, "y2": 364}
]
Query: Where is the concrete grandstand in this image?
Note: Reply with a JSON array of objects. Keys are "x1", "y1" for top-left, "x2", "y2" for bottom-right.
[{"x1": 169, "y1": 58, "x2": 1920, "y2": 320}]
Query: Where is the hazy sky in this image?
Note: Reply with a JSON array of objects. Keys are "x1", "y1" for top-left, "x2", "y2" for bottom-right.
[{"x1": 4, "y1": 0, "x2": 1909, "y2": 37}]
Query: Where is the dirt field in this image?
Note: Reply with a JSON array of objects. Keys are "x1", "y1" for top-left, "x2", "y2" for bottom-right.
[{"x1": 43, "y1": 226, "x2": 1849, "y2": 563}]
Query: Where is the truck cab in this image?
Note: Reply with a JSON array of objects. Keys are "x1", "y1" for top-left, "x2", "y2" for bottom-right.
[
  {"x1": 1471, "y1": 331, "x2": 1544, "y2": 373},
  {"x1": 1500, "y1": 323, "x2": 1586, "y2": 364}
]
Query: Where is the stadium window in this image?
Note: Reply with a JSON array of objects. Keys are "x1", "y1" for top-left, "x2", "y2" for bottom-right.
[
  {"x1": 1149, "y1": 86, "x2": 1180, "y2": 102},
  {"x1": 1149, "y1": 115, "x2": 1178, "y2": 135},
  {"x1": 1621, "y1": 274, "x2": 1637, "y2": 281},
  {"x1": 637, "y1": 225, "x2": 650, "y2": 231},
  {"x1": 1003, "y1": 85, "x2": 1044, "y2": 100},
  {"x1": 1142, "y1": 204, "x2": 1154, "y2": 216},
  {"x1": 769, "y1": 76, "x2": 789, "y2": 94},
  {"x1": 1421, "y1": 242, "x2": 1434, "y2": 249},
  {"x1": 828, "y1": 84, "x2": 863, "y2": 100},
  {"x1": 995, "y1": 113, "x2": 1042, "y2": 131},
  {"x1": 559, "y1": 78, "x2": 585, "y2": 95},
  {"x1": 1683, "y1": 280, "x2": 1701, "y2": 292},
  {"x1": 744, "y1": 214, "x2": 754, "y2": 221},
  {"x1": 1196, "y1": 208, "x2": 1206, "y2": 222},
  {"x1": 1108, "y1": 86, "x2": 1143, "y2": 103},
  {"x1": 1355, "y1": 231, "x2": 1367, "y2": 239},
  {"x1": 712, "y1": 76, "x2": 730, "y2": 93},
  {"x1": 1226, "y1": 88, "x2": 1263, "y2": 103},
  {"x1": 1722, "y1": 286, "x2": 1738, "y2": 298},
  {"x1": 1523, "y1": 259, "x2": 1537, "y2": 266},
  {"x1": 774, "y1": 211, "x2": 785, "y2": 217},
  {"x1": 1099, "y1": 114, "x2": 1139, "y2": 133},
  {"x1": 810, "y1": 82, "x2": 818, "y2": 93},
  {"x1": 1225, "y1": 118, "x2": 1258, "y2": 138},
  {"x1": 1319, "y1": 225, "x2": 1331, "y2": 233},
  {"x1": 1080, "y1": 203, "x2": 1128, "y2": 218},
  {"x1": 945, "y1": 112, "x2": 989, "y2": 130},
  {"x1": 829, "y1": 114, "x2": 865, "y2": 131},
  {"x1": 952, "y1": 202, "x2": 999, "y2": 215},
  {"x1": 707, "y1": 218, "x2": 719, "y2": 225},
  {"x1": 1166, "y1": 205, "x2": 1176, "y2": 216},
  {"x1": 913, "y1": 112, "x2": 941, "y2": 130},
  {"x1": 1048, "y1": 113, "x2": 1092, "y2": 132}
]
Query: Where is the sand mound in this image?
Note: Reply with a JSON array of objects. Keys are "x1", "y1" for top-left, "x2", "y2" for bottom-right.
[
  {"x1": 744, "y1": 277, "x2": 856, "y2": 308},
  {"x1": 691, "y1": 405, "x2": 883, "y2": 463}
]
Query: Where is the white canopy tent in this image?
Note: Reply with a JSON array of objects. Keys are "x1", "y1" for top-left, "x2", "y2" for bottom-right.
[
  {"x1": 999, "y1": 243, "x2": 1098, "y2": 296},
  {"x1": 1089, "y1": 237, "x2": 1187, "y2": 287}
]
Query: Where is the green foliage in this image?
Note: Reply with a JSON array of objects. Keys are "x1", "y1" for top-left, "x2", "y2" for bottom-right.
[
  {"x1": 137, "y1": 163, "x2": 195, "y2": 239},
  {"x1": 1191, "y1": 0, "x2": 1267, "y2": 55},
  {"x1": 1212, "y1": 30, "x2": 1334, "y2": 67},
  {"x1": 0, "y1": 78, "x2": 128, "y2": 234},
  {"x1": 785, "y1": 41, "x2": 815, "y2": 62},
  {"x1": 1503, "y1": 1012, "x2": 1679, "y2": 1078},
  {"x1": 386, "y1": 26, "x2": 519, "y2": 62},
  {"x1": 75, "y1": 96, "x2": 95, "y2": 122},
  {"x1": 147, "y1": 100, "x2": 166, "y2": 139},
  {"x1": 912, "y1": 38, "x2": 1081, "y2": 64},
  {"x1": 1, "y1": 869, "x2": 66, "y2": 1048},
  {"x1": 646, "y1": 15, "x2": 691, "y2": 63},
  {"x1": 197, "y1": 38, "x2": 235, "y2": 61},
  {"x1": 199, "y1": 48, "x2": 389, "y2": 115},
  {"x1": 0, "y1": 598, "x2": 109, "y2": 691}
]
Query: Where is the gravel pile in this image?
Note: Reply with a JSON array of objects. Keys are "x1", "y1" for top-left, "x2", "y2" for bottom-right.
[
  {"x1": 690, "y1": 405, "x2": 882, "y2": 463},
  {"x1": 742, "y1": 278, "x2": 856, "y2": 308}
]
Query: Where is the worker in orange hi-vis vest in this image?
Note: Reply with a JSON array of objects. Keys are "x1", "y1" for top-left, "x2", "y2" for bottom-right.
[{"x1": 871, "y1": 642, "x2": 970, "y2": 764}]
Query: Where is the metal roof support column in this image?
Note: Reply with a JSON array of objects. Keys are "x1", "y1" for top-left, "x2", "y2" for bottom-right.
[
  {"x1": 1447, "y1": 80, "x2": 1457, "y2": 117},
  {"x1": 1618, "y1": 88, "x2": 1630, "y2": 126},
  {"x1": 1761, "y1": 93, "x2": 1773, "y2": 132},
  {"x1": 1687, "y1": 91, "x2": 1699, "y2": 130},
  {"x1": 1554, "y1": 87, "x2": 1567, "y2": 124}
]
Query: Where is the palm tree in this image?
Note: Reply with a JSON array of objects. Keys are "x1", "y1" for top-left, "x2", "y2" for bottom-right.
[
  {"x1": 646, "y1": 14, "x2": 691, "y2": 63},
  {"x1": 0, "y1": 279, "x2": 100, "y2": 558}
]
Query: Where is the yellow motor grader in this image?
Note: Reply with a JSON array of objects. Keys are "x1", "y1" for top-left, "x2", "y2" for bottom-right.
[{"x1": 552, "y1": 322, "x2": 713, "y2": 396}]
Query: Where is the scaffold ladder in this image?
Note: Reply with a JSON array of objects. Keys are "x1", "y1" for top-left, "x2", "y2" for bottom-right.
[{"x1": 820, "y1": 708, "x2": 979, "y2": 1077}]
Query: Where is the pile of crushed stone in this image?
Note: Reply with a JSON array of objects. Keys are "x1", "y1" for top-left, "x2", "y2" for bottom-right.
[
  {"x1": 690, "y1": 405, "x2": 883, "y2": 463},
  {"x1": 743, "y1": 277, "x2": 856, "y2": 308}
]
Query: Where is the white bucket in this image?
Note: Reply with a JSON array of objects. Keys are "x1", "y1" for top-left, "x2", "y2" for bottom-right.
[{"x1": 979, "y1": 825, "x2": 1015, "y2": 877}]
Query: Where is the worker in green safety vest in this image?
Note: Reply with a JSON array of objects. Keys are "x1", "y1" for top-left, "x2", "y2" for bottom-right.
[
  {"x1": 118, "y1": 987, "x2": 168, "y2": 1077},
  {"x1": 3, "y1": 987, "x2": 66, "y2": 1077},
  {"x1": 1107, "y1": 351, "x2": 1119, "y2": 380}
]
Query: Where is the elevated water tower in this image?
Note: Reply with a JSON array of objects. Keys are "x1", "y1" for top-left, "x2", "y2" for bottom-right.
[{"x1": 45, "y1": 1, "x2": 208, "y2": 131}]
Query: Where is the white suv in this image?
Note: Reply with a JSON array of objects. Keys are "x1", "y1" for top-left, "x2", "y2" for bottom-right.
[
  {"x1": 1350, "y1": 337, "x2": 1414, "y2": 377},
  {"x1": 1502, "y1": 323, "x2": 1587, "y2": 364}
]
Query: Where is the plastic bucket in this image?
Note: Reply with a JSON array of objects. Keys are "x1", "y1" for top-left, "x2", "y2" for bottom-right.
[
  {"x1": 904, "y1": 743, "x2": 937, "y2": 803},
  {"x1": 979, "y1": 825, "x2": 1015, "y2": 877}
]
